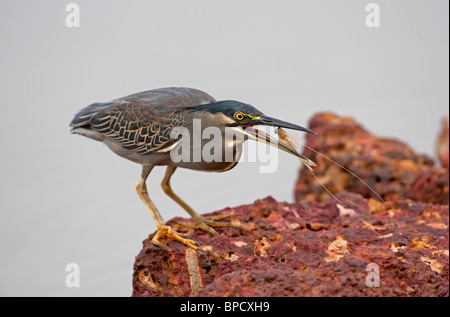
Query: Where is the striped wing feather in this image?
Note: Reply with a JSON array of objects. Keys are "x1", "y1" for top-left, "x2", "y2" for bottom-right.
[{"x1": 90, "y1": 100, "x2": 185, "y2": 154}]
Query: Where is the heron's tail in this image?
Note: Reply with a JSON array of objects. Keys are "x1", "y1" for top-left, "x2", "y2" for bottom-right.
[
  {"x1": 70, "y1": 102, "x2": 112, "y2": 141},
  {"x1": 70, "y1": 102, "x2": 111, "y2": 128}
]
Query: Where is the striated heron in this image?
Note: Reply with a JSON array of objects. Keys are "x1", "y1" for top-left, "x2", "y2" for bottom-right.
[{"x1": 70, "y1": 87, "x2": 315, "y2": 248}]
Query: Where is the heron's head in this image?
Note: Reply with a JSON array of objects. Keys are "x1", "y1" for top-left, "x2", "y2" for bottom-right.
[{"x1": 189, "y1": 100, "x2": 317, "y2": 164}]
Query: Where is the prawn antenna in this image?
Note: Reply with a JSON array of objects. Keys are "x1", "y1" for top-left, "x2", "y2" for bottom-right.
[{"x1": 299, "y1": 142, "x2": 393, "y2": 235}]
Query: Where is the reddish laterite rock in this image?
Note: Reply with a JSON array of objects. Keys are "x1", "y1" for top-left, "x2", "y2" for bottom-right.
[
  {"x1": 437, "y1": 116, "x2": 449, "y2": 168},
  {"x1": 132, "y1": 195, "x2": 449, "y2": 297},
  {"x1": 294, "y1": 112, "x2": 448, "y2": 205}
]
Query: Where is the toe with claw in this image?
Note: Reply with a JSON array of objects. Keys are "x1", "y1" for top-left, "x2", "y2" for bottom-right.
[
  {"x1": 152, "y1": 225, "x2": 198, "y2": 249},
  {"x1": 174, "y1": 214, "x2": 246, "y2": 236}
]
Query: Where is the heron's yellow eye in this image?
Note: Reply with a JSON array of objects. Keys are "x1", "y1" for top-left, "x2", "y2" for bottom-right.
[{"x1": 234, "y1": 112, "x2": 245, "y2": 121}]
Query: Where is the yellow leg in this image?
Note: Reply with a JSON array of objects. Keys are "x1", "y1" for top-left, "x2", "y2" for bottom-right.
[
  {"x1": 161, "y1": 166, "x2": 245, "y2": 235},
  {"x1": 136, "y1": 166, "x2": 197, "y2": 249}
]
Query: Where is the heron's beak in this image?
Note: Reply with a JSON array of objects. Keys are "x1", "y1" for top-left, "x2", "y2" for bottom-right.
[
  {"x1": 243, "y1": 116, "x2": 317, "y2": 167},
  {"x1": 254, "y1": 116, "x2": 317, "y2": 135}
]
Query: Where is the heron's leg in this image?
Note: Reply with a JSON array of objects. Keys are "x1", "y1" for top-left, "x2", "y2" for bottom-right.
[
  {"x1": 136, "y1": 165, "x2": 197, "y2": 249},
  {"x1": 161, "y1": 166, "x2": 245, "y2": 235}
]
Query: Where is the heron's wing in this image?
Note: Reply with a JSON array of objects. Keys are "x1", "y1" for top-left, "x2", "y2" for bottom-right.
[
  {"x1": 118, "y1": 87, "x2": 216, "y2": 107},
  {"x1": 88, "y1": 100, "x2": 184, "y2": 154},
  {"x1": 85, "y1": 87, "x2": 216, "y2": 154}
]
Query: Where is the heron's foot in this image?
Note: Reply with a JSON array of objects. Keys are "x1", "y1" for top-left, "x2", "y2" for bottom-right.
[
  {"x1": 174, "y1": 214, "x2": 246, "y2": 236},
  {"x1": 152, "y1": 225, "x2": 198, "y2": 249}
]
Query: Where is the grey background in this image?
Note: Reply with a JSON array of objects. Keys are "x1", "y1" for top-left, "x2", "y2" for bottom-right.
[{"x1": 0, "y1": 0, "x2": 448, "y2": 296}]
